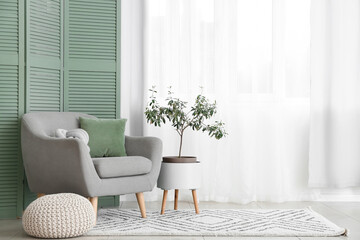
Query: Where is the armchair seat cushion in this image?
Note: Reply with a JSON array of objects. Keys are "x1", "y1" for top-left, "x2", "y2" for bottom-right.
[{"x1": 92, "y1": 156, "x2": 152, "y2": 178}]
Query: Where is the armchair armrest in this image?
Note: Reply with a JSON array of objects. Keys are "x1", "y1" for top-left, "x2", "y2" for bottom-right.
[{"x1": 125, "y1": 136, "x2": 163, "y2": 186}]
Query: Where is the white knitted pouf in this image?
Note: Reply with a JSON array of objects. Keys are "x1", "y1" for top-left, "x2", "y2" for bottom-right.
[{"x1": 23, "y1": 193, "x2": 96, "y2": 238}]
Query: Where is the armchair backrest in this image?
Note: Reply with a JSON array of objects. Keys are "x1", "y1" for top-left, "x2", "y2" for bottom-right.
[{"x1": 22, "y1": 112, "x2": 96, "y2": 137}]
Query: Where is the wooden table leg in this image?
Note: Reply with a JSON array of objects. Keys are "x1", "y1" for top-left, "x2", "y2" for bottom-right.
[
  {"x1": 191, "y1": 190, "x2": 200, "y2": 214},
  {"x1": 161, "y1": 190, "x2": 168, "y2": 215},
  {"x1": 174, "y1": 189, "x2": 179, "y2": 210}
]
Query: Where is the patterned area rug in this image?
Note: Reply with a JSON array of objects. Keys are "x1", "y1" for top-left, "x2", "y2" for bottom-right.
[{"x1": 87, "y1": 208, "x2": 347, "y2": 237}]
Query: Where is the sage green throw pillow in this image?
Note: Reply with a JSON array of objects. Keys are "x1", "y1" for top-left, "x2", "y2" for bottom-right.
[{"x1": 79, "y1": 117, "x2": 127, "y2": 158}]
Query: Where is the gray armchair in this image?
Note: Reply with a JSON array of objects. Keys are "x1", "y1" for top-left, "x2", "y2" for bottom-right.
[{"x1": 21, "y1": 112, "x2": 162, "y2": 218}]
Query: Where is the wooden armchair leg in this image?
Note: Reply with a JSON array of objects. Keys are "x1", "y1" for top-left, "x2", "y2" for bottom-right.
[
  {"x1": 135, "y1": 192, "x2": 147, "y2": 218},
  {"x1": 37, "y1": 193, "x2": 45, "y2": 198},
  {"x1": 161, "y1": 190, "x2": 168, "y2": 215},
  {"x1": 89, "y1": 197, "x2": 98, "y2": 218}
]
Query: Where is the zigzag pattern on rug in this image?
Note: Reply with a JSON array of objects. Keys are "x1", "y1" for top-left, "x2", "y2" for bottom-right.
[{"x1": 87, "y1": 208, "x2": 346, "y2": 237}]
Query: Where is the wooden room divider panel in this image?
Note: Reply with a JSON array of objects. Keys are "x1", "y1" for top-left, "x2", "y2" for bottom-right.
[
  {"x1": 63, "y1": 0, "x2": 121, "y2": 207},
  {"x1": 64, "y1": 0, "x2": 121, "y2": 119},
  {"x1": 26, "y1": 0, "x2": 63, "y2": 112},
  {"x1": 0, "y1": 0, "x2": 121, "y2": 218},
  {"x1": 24, "y1": 0, "x2": 63, "y2": 208},
  {"x1": 0, "y1": 0, "x2": 24, "y2": 219},
  {"x1": 22, "y1": 0, "x2": 121, "y2": 210}
]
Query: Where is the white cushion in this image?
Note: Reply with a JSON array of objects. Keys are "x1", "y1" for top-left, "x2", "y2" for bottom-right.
[{"x1": 55, "y1": 128, "x2": 90, "y2": 152}]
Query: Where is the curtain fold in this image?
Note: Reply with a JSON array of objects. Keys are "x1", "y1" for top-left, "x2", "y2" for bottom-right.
[
  {"x1": 139, "y1": 0, "x2": 313, "y2": 202},
  {"x1": 309, "y1": 0, "x2": 360, "y2": 187},
  {"x1": 121, "y1": 0, "x2": 360, "y2": 202}
]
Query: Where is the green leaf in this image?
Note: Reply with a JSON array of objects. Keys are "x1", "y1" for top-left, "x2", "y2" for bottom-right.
[{"x1": 145, "y1": 87, "x2": 228, "y2": 152}]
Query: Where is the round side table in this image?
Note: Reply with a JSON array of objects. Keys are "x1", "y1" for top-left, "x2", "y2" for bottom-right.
[{"x1": 157, "y1": 161, "x2": 201, "y2": 214}]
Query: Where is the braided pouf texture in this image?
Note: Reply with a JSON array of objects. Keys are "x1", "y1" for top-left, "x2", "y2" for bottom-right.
[{"x1": 22, "y1": 193, "x2": 96, "y2": 238}]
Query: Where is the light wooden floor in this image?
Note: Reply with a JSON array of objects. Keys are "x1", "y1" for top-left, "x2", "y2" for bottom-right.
[{"x1": 1, "y1": 201, "x2": 358, "y2": 240}]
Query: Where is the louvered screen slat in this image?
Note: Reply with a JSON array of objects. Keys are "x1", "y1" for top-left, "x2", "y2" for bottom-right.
[
  {"x1": 64, "y1": 0, "x2": 120, "y2": 119},
  {"x1": 68, "y1": 0, "x2": 116, "y2": 60},
  {"x1": 0, "y1": 0, "x2": 23, "y2": 219},
  {"x1": 68, "y1": 71, "x2": 116, "y2": 119},
  {"x1": 26, "y1": 0, "x2": 62, "y2": 113},
  {"x1": 0, "y1": 66, "x2": 19, "y2": 218},
  {"x1": 29, "y1": 0, "x2": 60, "y2": 58},
  {"x1": 29, "y1": 67, "x2": 61, "y2": 112},
  {"x1": 0, "y1": 1, "x2": 18, "y2": 54}
]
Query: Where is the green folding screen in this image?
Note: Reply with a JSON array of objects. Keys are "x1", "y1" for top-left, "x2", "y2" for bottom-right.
[
  {"x1": 0, "y1": 0, "x2": 121, "y2": 218},
  {"x1": 26, "y1": 0, "x2": 63, "y2": 113},
  {"x1": 63, "y1": 0, "x2": 121, "y2": 208},
  {"x1": 64, "y1": 0, "x2": 121, "y2": 119},
  {"x1": 0, "y1": 0, "x2": 24, "y2": 219},
  {"x1": 23, "y1": 0, "x2": 63, "y2": 207}
]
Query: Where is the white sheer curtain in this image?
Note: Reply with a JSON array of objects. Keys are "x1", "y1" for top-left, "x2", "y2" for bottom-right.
[
  {"x1": 139, "y1": 0, "x2": 313, "y2": 203},
  {"x1": 309, "y1": 0, "x2": 360, "y2": 188}
]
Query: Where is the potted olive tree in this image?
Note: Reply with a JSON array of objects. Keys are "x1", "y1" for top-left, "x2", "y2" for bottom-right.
[{"x1": 145, "y1": 87, "x2": 227, "y2": 163}]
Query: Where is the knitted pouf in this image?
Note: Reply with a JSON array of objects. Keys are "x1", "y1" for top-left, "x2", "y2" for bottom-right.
[{"x1": 22, "y1": 193, "x2": 96, "y2": 238}]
